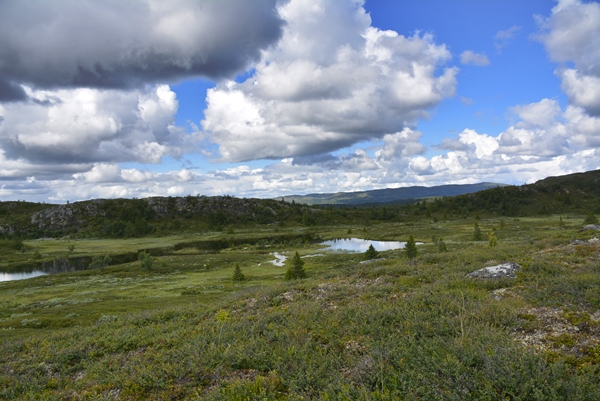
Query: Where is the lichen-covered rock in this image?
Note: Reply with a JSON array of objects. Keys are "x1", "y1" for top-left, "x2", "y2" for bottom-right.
[
  {"x1": 582, "y1": 224, "x2": 600, "y2": 231},
  {"x1": 572, "y1": 237, "x2": 600, "y2": 245},
  {"x1": 358, "y1": 258, "x2": 385, "y2": 265},
  {"x1": 467, "y1": 262, "x2": 521, "y2": 279}
]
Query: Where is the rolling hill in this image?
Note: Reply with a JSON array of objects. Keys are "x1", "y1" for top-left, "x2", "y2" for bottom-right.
[{"x1": 281, "y1": 182, "x2": 507, "y2": 205}]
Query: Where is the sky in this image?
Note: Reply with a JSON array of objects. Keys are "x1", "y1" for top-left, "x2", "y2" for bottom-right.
[{"x1": 0, "y1": 0, "x2": 599, "y2": 203}]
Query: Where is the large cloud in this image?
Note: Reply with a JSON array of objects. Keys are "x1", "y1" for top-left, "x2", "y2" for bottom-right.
[
  {"x1": 0, "y1": 0, "x2": 284, "y2": 101},
  {"x1": 0, "y1": 85, "x2": 193, "y2": 176},
  {"x1": 536, "y1": 0, "x2": 600, "y2": 115},
  {"x1": 202, "y1": 0, "x2": 458, "y2": 162}
]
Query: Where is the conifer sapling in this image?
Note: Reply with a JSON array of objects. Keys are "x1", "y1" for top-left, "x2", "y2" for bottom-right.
[
  {"x1": 405, "y1": 235, "x2": 418, "y2": 259},
  {"x1": 232, "y1": 263, "x2": 245, "y2": 281},
  {"x1": 285, "y1": 251, "x2": 307, "y2": 279},
  {"x1": 364, "y1": 244, "x2": 379, "y2": 260}
]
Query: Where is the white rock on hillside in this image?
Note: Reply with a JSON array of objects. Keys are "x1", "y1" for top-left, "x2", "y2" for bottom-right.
[
  {"x1": 582, "y1": 224, "x2": 600, "y2": 231},
  {"x1": 467, "y1": 262, "x2": 521, "y2": 279}
]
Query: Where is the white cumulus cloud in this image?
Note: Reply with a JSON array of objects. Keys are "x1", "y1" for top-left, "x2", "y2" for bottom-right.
[
  {"x1": 202, "y1": 0, "x2": 458, "y2": 162},
  {"x1": 0, "y1": 85, "x2": 192, "y2": 178},
  {"x1": 536, "y1": 0, "x2": 600, "y2": 115}
]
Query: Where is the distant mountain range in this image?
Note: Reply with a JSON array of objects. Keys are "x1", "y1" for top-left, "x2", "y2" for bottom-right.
[{"x1": 280, "y1": 182, "x2": 508, "y2": 205}]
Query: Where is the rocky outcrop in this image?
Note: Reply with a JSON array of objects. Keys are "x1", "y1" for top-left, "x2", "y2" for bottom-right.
[
  {"x1": 27, "y1": 196, "x2": 283, "y2": 235},
  {"x1": 582, "y1": 224, "x2": 600, "y2": 231},
  {"x1": 31, "y1": 201, "x2": 105, "y2": 231},
  {"x1": 145, "y1": 196, "x2": 270, "y2": 219},
  {"x1": 467, "y1": 262, "x2": 521, "y2": 279}
]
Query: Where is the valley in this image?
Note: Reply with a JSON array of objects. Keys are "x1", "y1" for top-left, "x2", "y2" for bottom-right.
[{"x1": 1, "y1": 170, "x2": 600, "y2": 399}]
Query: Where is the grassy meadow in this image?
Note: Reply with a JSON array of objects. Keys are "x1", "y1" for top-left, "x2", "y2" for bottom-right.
[{"x1": 1, "y1": 213, "x2": 600, "y2": 399}]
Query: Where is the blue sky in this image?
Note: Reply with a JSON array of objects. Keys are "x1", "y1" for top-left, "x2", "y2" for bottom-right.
[{"x1": 0, "y1": 0, "x2": 599, "y2": 202}]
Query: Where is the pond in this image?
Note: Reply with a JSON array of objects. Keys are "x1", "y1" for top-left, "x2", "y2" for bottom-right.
[
  {"x1": 0, "y1": 253, "x2": 140, "y2": 283},
  {"x1": 321, "y1": 238, "x2": 407, "y2": 252},
  {"x1": 258, "y1": 252, "x2": 287, "y2": 267},
  {"x1": 1, "y1": 271, "x2": 48, "y2": 282}
]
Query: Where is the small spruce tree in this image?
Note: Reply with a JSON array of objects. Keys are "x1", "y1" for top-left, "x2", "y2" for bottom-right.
[
  {"x1": 472, "y1": 223, "x2": 483, "y2": 241},
  {"x1": 437, "y1": 237, "x2": 447, "y2": 252},
  {"x1": 364, "y1": 244, "x2": 379, "y2": 260},
  {"x1": 232, "y1": 263, "x2": 245, "y2": 281},
  {"x1": 285, "y1": 251, "x2": 306, "y2": 280},
  {"x1": 405, "y1": 235, "x2": 418, "y2": 259},
  {"x1": 488, "y1": 231, "x2": 498, "y2": 248}
]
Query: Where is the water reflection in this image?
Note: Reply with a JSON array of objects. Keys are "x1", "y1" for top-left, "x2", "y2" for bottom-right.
[
  {"x1": 258, "y1": 252, "x2": 287, "y2": 267},
  {"x1": 0, "y1": 254, "x2": 136, "y2": 283},
  {"x1": 322, "y1": 238, "x2": 406, "y2": 252},
  {"x1": 0, "y1": 271, "x2": 48, "y2": 282}
]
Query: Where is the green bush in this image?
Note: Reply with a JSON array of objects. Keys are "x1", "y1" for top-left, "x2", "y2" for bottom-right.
[
  {"x1": 364, "y1": 244, "x2": 379, "y2": 260},
  {"x1": 89, "y1": 254, "x2": 111, "y2": 270},
  {"x1": 405, "y1": 235, "x2": 418, "y2": 259},
  {"x1": 232, "y1": 263, "x2": 245, "y2": 281},
  {"x1": 285, "y1": 251, "x2": 306, "y2": 279},
  {"x1": 472, "y1": 223, "x2": 483, "y2": 241},
  {"x1": 488, "y1": 231, "x2": 498, "y2": 247},
  {"x1": 138, "y1": 251, "x2": 154, "y2": 270},
  {"x1": 437, "y1": 237, "x2": 447, "y2": 252},
  {"x1": 583, "y1": 212, "x2": 598, "y2": 225}
]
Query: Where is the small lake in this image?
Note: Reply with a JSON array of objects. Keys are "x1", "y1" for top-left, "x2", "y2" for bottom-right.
[{"x1": 322, "y1": 238, "x2": 407, "y2": 252}]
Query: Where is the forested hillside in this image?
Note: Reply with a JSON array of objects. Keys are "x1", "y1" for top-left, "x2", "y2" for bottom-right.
[{"x1": 1, "y1": 169, "x2": 599, "y2": 242}]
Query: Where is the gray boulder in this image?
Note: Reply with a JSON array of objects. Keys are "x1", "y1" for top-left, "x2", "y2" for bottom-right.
[
  {"x1": 582, "y1": 224, "x2": 600, "y2": 231},
  {"x1": 467, "y1": 262, "x2": 521, "y2": 279}
]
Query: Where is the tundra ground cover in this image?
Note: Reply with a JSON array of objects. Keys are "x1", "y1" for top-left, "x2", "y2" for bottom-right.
[{"x1": 1, "y1": 214, "x2": 599, "y2": 399}]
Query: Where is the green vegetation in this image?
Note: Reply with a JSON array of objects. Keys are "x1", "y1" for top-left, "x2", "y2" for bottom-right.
[
  {"x1": 584, "y1": 212, "x2": 599, "y2": 225},
  {"x1": 436, "y1": 236, "x2": 448, "y2": 252},
  {"x1": 138, "y1": 251, "x2": 154, "y2": 270},
  {"x1": 88, "y1": 254, "x2": 111, "y2": 271},
  {"x1": 232, "y1": 262, "x2": 245, "y2": 281},
  {"x1": 1, "y1": 169, "x2": 600, "y2": 398},
  {"x1": 364, "y1": 244, "x2": 380, "y2": 260},
  {"x1": 405, "y1": 234, "x2": 418, "y2": 259},
  {"x1": 285, "y1": 251, "x2": 307, "y2": 280},
  {"x1": 489, "y1": 231, "x2": 498, "y2": 247},
  {"x1": 473, "y1": 222, "x2": 483, "y2": 241}
]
